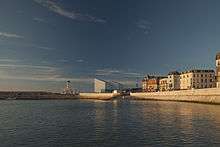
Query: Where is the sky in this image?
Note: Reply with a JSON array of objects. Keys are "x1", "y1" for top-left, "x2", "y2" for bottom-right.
[{"x1": 0, "y1": 0, "x2": 220, "y2": 92}]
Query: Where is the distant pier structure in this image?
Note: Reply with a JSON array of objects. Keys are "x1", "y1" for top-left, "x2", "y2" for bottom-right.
[
  {"x1": 216, "y1": 53, "x2": 220, "y2": 88},
  {"x1": 63, "y1": 81, "x2": 74, "y2": 94}
]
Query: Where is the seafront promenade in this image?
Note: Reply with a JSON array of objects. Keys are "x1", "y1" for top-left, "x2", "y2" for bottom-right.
[
  {"x1": 2, "y1": 89, "x2": 220, "y2": 105},
  {"x1": 130, "y1": 88, "x2": 220, "y2": 104}
]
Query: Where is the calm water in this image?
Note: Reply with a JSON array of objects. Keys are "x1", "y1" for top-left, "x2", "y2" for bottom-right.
[{"x1": 0, "y1": 100, "x2": 220, "y2": 147}]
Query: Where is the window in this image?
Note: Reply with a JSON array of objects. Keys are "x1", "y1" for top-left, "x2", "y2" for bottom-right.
[
  {"x1": 205, "y1": 79, "x2": 207, "y2": 83},
  {"x1": 205, "y1": 74, "x2": 207, "y2": 77},
  {"x1": 201, "y1": 74, "x2": 203, "y2": 77},
  {"x1": 201, "y1": 79, "x2": 203, "y2": 83},
  {"x1": 210, "y1": 79, "x2": 212, "y2": 82}
]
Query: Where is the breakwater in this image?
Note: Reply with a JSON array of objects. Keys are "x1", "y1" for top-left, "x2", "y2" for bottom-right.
[
  {"x1": 0, "y1": 91, "x2": 120, "y2": 100},
  {"x1": 79, "y1": 93, "x2": 121, "y2": 100},
  {"x1": 130, "y1": 88, "x2": 220, "y2": 104},
  {"x1": 0, "y1": 91, "x2": 79, "y2": 100}
]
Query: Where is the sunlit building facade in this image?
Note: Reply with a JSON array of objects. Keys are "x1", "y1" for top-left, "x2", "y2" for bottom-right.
[
  {"x1": 159, "y1": 78, "x2": 168, "y2": 91},
  {"x1": 142, "y1": 75, "x2": 166, "y2": 92},
  {"x1": 167, "y1": 71, "x2": 180, "y2": 90},
  {"x1": 216, "y1": 53, "x2": 220, "y2": 88},
  {"x1": 180, "y1": 70, "x2": 215, "y2": 90}
]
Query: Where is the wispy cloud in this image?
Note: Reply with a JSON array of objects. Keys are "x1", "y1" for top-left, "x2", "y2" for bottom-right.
[
  {"x1": 0, "y1": 59, "x2": 20, "y2": 63},
  {"x1": 95, "y1": 68, "x2": 143, "y2": 78},
  {"x1": 136, "y1": 19, "x2": 152, "y2": 35},
  {"x1": 57, "y1": 59, "x2": 69, "y2": 63},
  {"x1": 0, "y1": 63, "x2": 91, "y2": 83},
  {"x1": 33, "y1": 17, "x2": 48, "y2": 23},
  {"x1": 36, "y1": 46, "x2": 54, "y2": 51},
  {"x1": 96, "y1": 69, "x2": 121, "y2": 76},
  {"x1": 76, "y1": 59, "x2": 84, "y2": 63},
  {"x1": 0, "y1": 32, "x2": 24, "y2": 39},
  {"x1": 34, "y1": 0, "x2": 106, "y2": 23}
]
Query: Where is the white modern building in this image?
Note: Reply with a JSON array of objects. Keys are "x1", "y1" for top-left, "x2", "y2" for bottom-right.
[{"x1": 94, "y1": 79, "x2": 123, "y2": 93}]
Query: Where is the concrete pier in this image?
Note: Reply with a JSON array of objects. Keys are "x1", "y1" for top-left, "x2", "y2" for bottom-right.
[
  {"x1": 79, "y1": 93, "x2": 121, "y2": 100},
  {"x1": 0, "y1": 91, "x2": 120, "y2": 100},
  {"x1": 0, "y1": 91, "x2": 79, "y2": 100},
  {"x1": 130, "y1": 88, "x2": 220, "y2": 104}
]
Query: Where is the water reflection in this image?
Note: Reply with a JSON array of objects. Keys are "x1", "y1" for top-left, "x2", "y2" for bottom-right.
[
  {"x1": 137, "y1": 101, "x2": 220, "y2": 145},
  {"x1": 1, "y1": 100, "x2": 220, "y2": 146}
]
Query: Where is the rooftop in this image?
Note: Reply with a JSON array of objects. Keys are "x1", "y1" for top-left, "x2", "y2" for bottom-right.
[
  {"x1": 216, "y1": 52, "x2": 220, "y2": 60},
  {"x1": 168, "y1": 71, "x2": 180, "y2": 75},
  {"x1": 181, "y1": 69, "x2": 215, "y2": 74}
]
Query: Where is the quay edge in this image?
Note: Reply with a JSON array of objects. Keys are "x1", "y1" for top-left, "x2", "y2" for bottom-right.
[
  {"x1": 79, "y1": 93, "x2": 121, "y2": 100},
  {"x1": 130, "y1": 88, "x2": 220, "y2": 104}
]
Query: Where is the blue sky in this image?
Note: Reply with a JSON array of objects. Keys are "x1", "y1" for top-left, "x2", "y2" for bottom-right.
[{"x1": 0, "y1": 0, "x2": 220, "y2": 92}]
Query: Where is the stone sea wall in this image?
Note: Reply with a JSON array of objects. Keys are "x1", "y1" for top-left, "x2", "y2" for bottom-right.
[
  {"x1": 0, "y1": 91, "x2": 78, "y2": 100},
  {"x1": 130, "y1": 88, "x2": 220, "y2": 104},
  {"x1": 79, "y1": 93, "x2": 121, "y2": 100}
]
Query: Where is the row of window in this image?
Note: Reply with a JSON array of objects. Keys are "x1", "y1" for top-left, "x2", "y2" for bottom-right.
[
  {"x1": 192, "y1": 84, "x2": 213, "y2": 89},
  {"x1": 181, "y1": 74, "x2": 214, "y2": 79},
  {"x1": 181, "y1": 78, "x2": 213, "y2": 83}
]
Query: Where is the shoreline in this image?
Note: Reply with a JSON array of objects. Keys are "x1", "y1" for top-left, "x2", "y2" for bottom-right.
[
  {"x1": 2, "y1": 89, "x2": 220, "y2": 105},
  {"x1": 0, "y1": 91, "x2": 120, "y2": 101},
  {"x1": 130, "y1": 88, "x2": 220, "y2": 105}
]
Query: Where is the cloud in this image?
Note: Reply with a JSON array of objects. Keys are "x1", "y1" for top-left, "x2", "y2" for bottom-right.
[
  {"x1": 34, "y1": 0, "x2": 106, "y2": 23},
  {"x1": 0, "y1": 32, "x2": 24, "y2": 39},
  {"x1": 95, "y1": 68, "x2": 143, "y2": 77},
  {"x1": 96, "y1": 69, "x2": 121, "y2": 76},
  {"x1": 0, "y1": 59, "x2": 20, "y2": 63},
  {"x1": 76, "y1": 59, "x2": 84, "y2": 63},
  {"x1": 33, "y1": 17, "x2": 48, "y2": 23},
  {"x1": 0, "y1": 63, "x2": 92, "y2": 83},
  {"x1": 136, "y1": 19, "x2": 152, "y2": 35},
  {"x1": 24, "y1": 43, "x2": 55, "y2": 51},
  {"x1": 57, "y1": 59, "x2": 69, "y2": 63},
  {"x1": 36, "y1": 46, "x2": 54, "y2": 51}
]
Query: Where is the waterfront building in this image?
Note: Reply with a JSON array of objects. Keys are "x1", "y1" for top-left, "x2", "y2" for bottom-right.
[
  {"x1": 180, "y1": 70, "x2": 215, "y2": 90},
  {"x1": 142, "y1": 75, "x2": 166, "y2": 92},
  {"x1": 216, "y1": 53, "x2": 220, "y2": 88},
  {"x1": 167, "y1": 71, "x2": 180, "y2": 90},
  {"x1": 142, "y1": 77, "x2": 148, "y2": 92},
  {"x1": 94, "y1": 79, "x2": 123, "y2": 93},
  {"x1": 159, "y1": 78, "x2": 168, "y2": 91}
]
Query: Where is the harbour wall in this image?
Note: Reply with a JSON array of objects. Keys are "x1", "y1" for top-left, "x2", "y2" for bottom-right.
[
  {"x1": 79, "y1": 93, "x2": 121, "y2": 100},
  {"x1": 0, "y1": 91, "x2": 78, "y2": 100},
  {"x1": 0, "y1": 91, "x2": 120, "y2": 100},
  {"x1": 130, "y1": 88, "x2": 220, "y2": 104}
]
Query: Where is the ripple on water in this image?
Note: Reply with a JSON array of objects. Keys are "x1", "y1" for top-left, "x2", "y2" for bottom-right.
[{"x1": 0, "y1": 100, "x2": 220, "y2": 147}]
